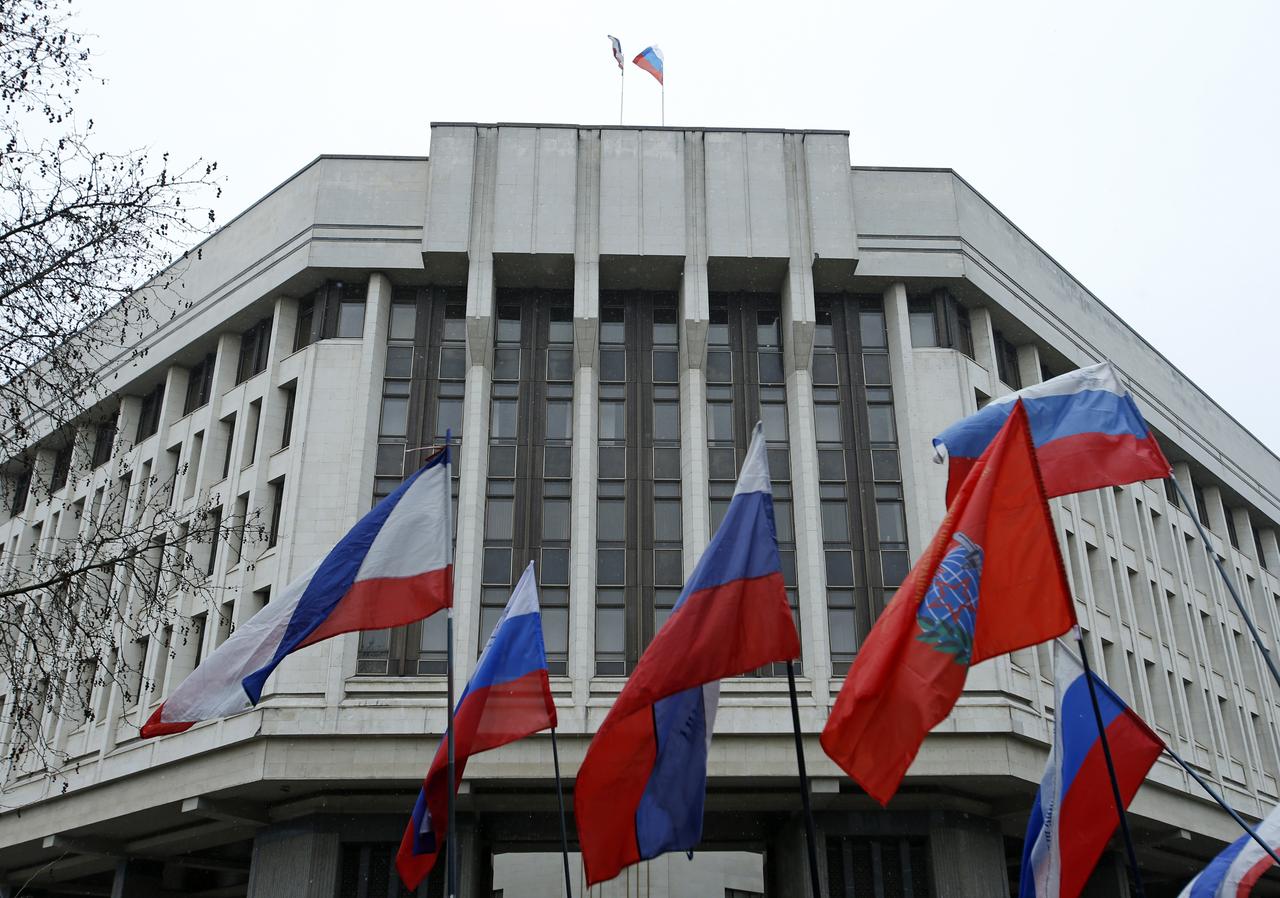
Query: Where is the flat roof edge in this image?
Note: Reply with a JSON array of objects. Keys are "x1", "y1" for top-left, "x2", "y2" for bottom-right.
[{"x1": 430, "y1": 121, "x2": 850, "y2": 136}]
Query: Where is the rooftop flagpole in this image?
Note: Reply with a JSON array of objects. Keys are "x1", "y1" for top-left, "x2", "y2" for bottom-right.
[{"x1": 608, "y1": 36, "x2": 625, "y2": 125}]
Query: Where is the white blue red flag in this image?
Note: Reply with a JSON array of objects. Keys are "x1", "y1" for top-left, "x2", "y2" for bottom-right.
[
  {"x1": 1178, "y1": 803, "x2": 1280, "y2": 897},
  {"x1": 632, "y1": 45, "x2": 664, "y2": 84},
  {"x1": 1020, "y1": 641, "x2": 1164, "y2": 898},
  {"x1": 575, "y1": 422, "x2": 800, "y2": 886},
  {"x1": 141, "y1": 447, "x2": 454, "y2": 737},
  {"x1": 396, "y1": 563, "x2": 556, "y2": 890},
  {"x1": 608, "y1": 35, "x2": 624, "y2": 71},
  {"x1": 932, "y1": 361, "x2": 1170, "y2": 504}
]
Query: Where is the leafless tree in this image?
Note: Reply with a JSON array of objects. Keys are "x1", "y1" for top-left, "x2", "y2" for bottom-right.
[{"x1": 0, "y1": 0, "x2": 236, "y2": 780}]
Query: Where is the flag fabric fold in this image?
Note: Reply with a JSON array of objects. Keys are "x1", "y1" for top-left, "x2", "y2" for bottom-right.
[
  {"x1": 396, "y1": 563, "x2": 557, "y2": 891},
  {"x1": 932, "y1": 361, "x2": 1170, "y2": 505},
  {"x1": 141, "y1": 446, "x2": 453, "y2": 738},
  {"x1": 632, "y1": 45, "x2": 664, "y2": 84},
  {"x1": 1020, "y1": 641, "x2": 1164, "y2": 898},
  {"x1": 575, "y1": 422, "x2": 800, "y2": 886},
  {"x1": 821, "y1": 401, "x2": 1076, "y2": 805},
  {"x1": 608, "y1": 35, "x2": 624, "y2": 71},
  {"x1": 1178, "y1": 802, "x2": 1280, "y2": 897}
]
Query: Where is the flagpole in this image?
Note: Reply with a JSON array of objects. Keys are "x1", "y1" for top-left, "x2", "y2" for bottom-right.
[
  {"x1": 1163, "y1": 745, "x2": 1280, "y2": 867},
  {"x1": 1166, "y1": 476, "x2": 1280, "y2": 691},
  {"x1": 550, "y1": 728, "x2": 574, "y2": 898},
  {"x1": 1074, "y1": 627, "x2": 1147, "y2": 898},
  {"x1": 785, "y1": 660, "x2": 823, "y2": 898},
  {"x1": 444, "y1": 429, "x2": 458, "y2": 898},
  {"x1": 619, "y1": 68, "x2": 624, "y2": 126},
  {"x1": 660, "y1": 82, "x2": 665, "y2": 127}
]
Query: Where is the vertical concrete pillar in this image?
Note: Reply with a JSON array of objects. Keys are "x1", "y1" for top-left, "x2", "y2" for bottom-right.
[
  {"x1": 1172, "y1": 461, "x2": 1195, "y2": 517},
  {"x1": 883, "y1": 282, "x2": 932, "y2": 556},
  {"x1": 968, "y1": 307, "x2": 999, "y2": 386},
  {"x1": 454, "y1": 819, "x2": 494, "y2": 898},
  {"x1": 246, "y1": 823, "x2": 341, "y2": 898},
  {"x1": 928, "y1": 813, "x2": 1008, "y2": 898},
  {"x1": 679, "y1": 130, "x2": 711, "y2": 563},
  {"x1": 1015, "y1": 343, "x2": 1042, "y2": 389}
]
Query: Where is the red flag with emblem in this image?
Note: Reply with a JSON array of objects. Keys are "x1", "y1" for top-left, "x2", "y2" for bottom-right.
[{"x1": 820, "y1": 400, "x2": 1076, "y2": 805}]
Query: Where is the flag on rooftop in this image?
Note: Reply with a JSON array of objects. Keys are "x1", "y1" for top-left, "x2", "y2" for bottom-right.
[
  {"x1": 575, "y1": 422, "x2": 800, "y2": 886},
  {"x1": 141, "y1": 446, "x2": 454, "y2": 738},
  {"x1": 1019, "y1": 641, "x2": 1164, "y2": 898},
  {"x1": 932, "y1": 360, "x2": 1171, "y2": 506},
  {"x1": 821, "y1": 401, "x2": 1076, "y2": 805},
  {"x1": 632, "y1": 45, "x2": 664, "y2": 84},
  {"x1": 608, "y1": 35, "x2": 624, "y2": 71},
  {"x1": 396, "y1": 563, "x2": 556, "y2": 890}
]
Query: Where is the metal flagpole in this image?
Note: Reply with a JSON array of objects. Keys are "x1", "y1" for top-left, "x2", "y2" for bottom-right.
[
  {"x1": 1074, "y1": 628, "x2": 1147, "y2": 898},
  {"x1": 619, "y1": 67, "x2": 624, "y2": 125},
  {"x1": 1163, "y1": 746, "x2": 1280, "y2": 867},
  {"x1": 660, "y1": 82, "x2": 665, "y2": 126},
  {"x1": 785, "y1": 661, "x2": 823, "y2": 898},
  {"x1": 550, "y1": 728, "x2": 574, "y2": 898},
  {"x1": 1167, "y1": 476, "x2": 1280, "y2": 691},
  {"x1": 444, "y1": 429, "x2": 458, "y2": 898}
]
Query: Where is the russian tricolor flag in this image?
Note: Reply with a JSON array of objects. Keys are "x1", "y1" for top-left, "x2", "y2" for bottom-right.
[
  {"x1": 396, "y1": 563, "x2": 557, "y2": 890},
  {"x1": 141, "y1": 447, "x2": 454, "y2": 738},
  {"x1": 1178, "y1": 803, "x2": 1280, "y2": 897},
  {"x1": 575, "y1": 423, "x2": 800, "y2": 886},
  {"x1": 1020, "y1": 641, "x2": 1164, "y2": 898},
  {"x1": 632, "y1": 45, "x2": 664, "y2": 84},
  {"x1": 932, "y1": 361, "x2": 1170, "y2": 505}
]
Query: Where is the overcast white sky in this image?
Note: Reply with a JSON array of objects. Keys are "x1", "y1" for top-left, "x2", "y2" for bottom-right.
[{"x1": 75, "y1": 1, "x2": 1280, "y2": 451}]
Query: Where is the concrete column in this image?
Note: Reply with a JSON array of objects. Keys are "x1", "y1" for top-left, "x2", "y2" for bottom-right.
[
  {"x1": 1016, "y1": 343, "x2": 1042, "y2": 389},
  {"x1": 454, "y1": 819, "x2": 493, "y2": 898},
  {"x1": 968, "y1": 307, "x2": 999, "y2": 388},
  {"x1": 882, "y1": 282, "x2": 931, "y2": 557},
  {"x1": 1172, "y1": 461, "x2": 1195, "y2": 517},
  {"x1": 246, "y1": 823, "x2": 340, "y2": 898},
  {"x1": 766, "y1": 815, "x2": 828, "y2": 898},
  {"x1": 1260, "y1": 528, "x2": 1280, "y2": 572},
  {"x1": 928, "y1": 813, "x2": 1008, "y2": 898},
  {"x1": 452, "y1": 361, "x2": 492, "y2": 689},
  {"x1": 570, "y1": 321, "x2": 598, "y2": 713}
]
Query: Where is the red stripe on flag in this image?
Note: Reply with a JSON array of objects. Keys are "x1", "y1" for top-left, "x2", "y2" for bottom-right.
[
  {"x1": 139, "y1": 703, "x2": 196, "y2": 738},
  {"x1": 299, "y1": 566, "x2": 452, "y2": 649}
]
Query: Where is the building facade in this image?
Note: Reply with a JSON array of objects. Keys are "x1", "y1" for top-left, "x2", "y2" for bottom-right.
[{"x1": 0, "y1": 123, "x2": 1278, "y2": 897}]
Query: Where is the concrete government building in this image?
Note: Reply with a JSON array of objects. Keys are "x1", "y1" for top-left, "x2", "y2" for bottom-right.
[{"x1": 0, "y1": 122, "x2": 1278, "y2": 898}]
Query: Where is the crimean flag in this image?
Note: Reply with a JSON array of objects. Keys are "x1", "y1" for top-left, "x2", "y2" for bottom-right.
[
  {"x1": 820, "y1": 401, "x2": 1075, "y2": 805},
  {"x1": 632, "y1": 45, "x2": 664, "y2": 84},
  {"x1": 396, "y1": 563, "x2": 556, "y2": 890},
  {"x1": 1178, "y1": 801, "x2": 1280, "y2": 897},
  {"x1": 1020, "y1": 641, "x2": 1164, "y2": 898},
  {"x1": 575, "y1": 422, "x2": 800, "y2": 886},
  {"x1": 142, "y1": 447, "x2": 453, "y2": 738},
  {"x1": 932, "y1": 361, "x2": 1170, "y2": 505}
]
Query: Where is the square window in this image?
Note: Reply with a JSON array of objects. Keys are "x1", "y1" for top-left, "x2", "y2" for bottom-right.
[
  {"x1": 653, "y1": 447, "x2": 680, "y2": 480},
  {"x1": 436, "y1": 398, "x2": 463, "y2": 440},
  {"x1": 385, "y1": 345, "x2": 414, "y2": 378},
  {"x1": 707, "y1": 351, "x2": 732, "y2": 384},
  {"x1": 439, "y1": 346, "x2": 466, "y2": 380},
  {"x1": 600, "y1": 348, "x2": 626, "y2": 382},
  {"x1": 867, "y1": 405, "x2": 896, "y2": 443},
  {"x1": 380, "y1": 397, "x2": 409, "y2": 437},
  {"x1": 815, "y1": 405, "x2": 841, "y2": 444},
  {"x1": 653, "y1": 312, "x2": 678, "y2": 346},
  {"x1": 483, "y1": 547, "x2": 511, "y2": 584},
  {"x1": 376, "y1": 443, "x2": 405, "y2": 477},
  {"x1": 818, "y1": 449, "x2": 845, "y2": 481},
  {"x1": 708, "y1": 448, "x2": 737, "y2": 480},
  {"x1": 489, "y1": 445, "x2": 517, "y2": 477},
  {"x1": 485, "y1": 498, "x2": 513, "y2": 541},
  {"x1": 542, "y1": 547, "x2": 570, "y2": 585},
  {"x1": 872, "y1": 449, "x2": 901, "y2": 482},
  {"x1": 599, "y1": 400, "x2": 626, "y2": 441},
  {"x1": 882, "y1": 550, "x2": 910, "y2": 587},
  {"x1": 655, "y1": 549, "x2": 683, "y2": 585},
  {"x1": 813, "y1": 352, "x2": 838, "y2": 385},
  {"x1": 707, "y1": 402, "x2": 734, "y2": 442},
  {"x1": 546, "y1": 400, "x2": 573, "y2": 442},
  {"x1": 654, "y1": 500, "x2": 683, "y2": 542},
  {"x1": 494, "y1": 348, "x2": 521, "y2": 381},
  {"x1": 876, "y1": 501, "x2": 907, "y2": 544},
  {"x1": 547, "y1": 348, "x2": 573, "y2": 381},
  {"x1": 825, "y1": 551, "x2": 855, "y2": 587},
  {"x1": 828, "y1": 608, "x2": 858, "y2": 657},
  {"x1": 822, "y1": 502, "x2": 849, "y2": 543},
  {"x1": 490, "y1": 399, "x2": 518, "y2": 440},
  {"x1": 654, "y1": 402, "x2": 680, "y2": 442},
  {"x1": 598, "y1": 446, "x2": 626, "y2": 479},
  {"x1": 758, "y1": 351, "x2": 784, "y2": 384},
  {"x1": 761, "y1": 404, "x2": 788, "y2": 443},
  {"x1": 653, "y1": 349, "x2": 678, "y2": 383},
  {"x1": 860, "y1": 311, "x2": 887, "y2": 349},
  {"x1": 544, "y1": 446, "x2": 572, "y2": 479},
  {"x1": 543, "y1": 498, "x2": 570, "y2": 541},
  {"x1": 597, "y1": 548, "x2": 626, "y2": 585},
  {"x1": 542, "y1": 608, "x2": 569, "y2": 656},
  {"x1": 863, "y1": 354, "x2": 891, "y2": 385},
  {"x1": 598, "y1": 499, "x2": 626, "y2": 541},
  {"x1": 337, "y1": 301, "x2": 366, "y2": 338},
  {"x1": 389, "y1": 304, "x2": 417, "y2": 340},
  {"x1": 496, "y1": 310, "x2": 521, "y2": 343},
  {"x1": 596, "y1": 607, "x2": 625, "y2": 654}
]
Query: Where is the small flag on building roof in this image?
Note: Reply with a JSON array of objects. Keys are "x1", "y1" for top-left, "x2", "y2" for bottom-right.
[
  {"x1": 608, "y1": 35, "x2": 624, "y2": 71},
  {"x1": 632, "y1": 45, "x2": 664, "y2": 84}
]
